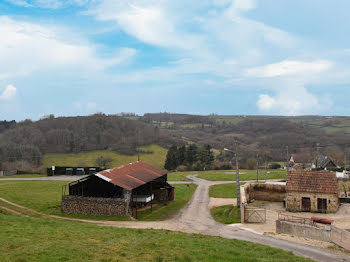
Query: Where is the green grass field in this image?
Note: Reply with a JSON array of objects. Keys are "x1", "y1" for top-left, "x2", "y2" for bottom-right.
[
  {"x1": 209, "y1": 183, "x2": 244, "y2": 198},
  {"x1": 0, "y1": 174, "x2": 45, "y2": 179},
  {"x1": 0, "y1": 213, "x2": 312, "y2": 262},
  {"x1": 210, "y1": 205, "x2": 241, "y2": 224},
  {"x1": 167, "y1": 172, "x2": 191, "y2": 181},
  {"x1": 43, "y1": 144, "x2": 167, "y2": 168},
  {"x1": 169, "y1": 169, "x2": 285, "y2": 181},
  {"x1": 0, "y1": 180, "x2": 196, "y2": 221},
  {"x1": 137, "y1": 184, "x2": 197, "y2": 221},
  {"x1": 195, "y1": 169, "x2": 286, "y2": 181}
]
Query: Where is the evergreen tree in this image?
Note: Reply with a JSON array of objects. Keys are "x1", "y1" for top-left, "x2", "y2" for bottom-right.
[
  {"x1": 164, "y1": 145, "x2": 179, "y2": 170},
  {"x1": 177, "y1": 145, "x2": 186, "y2": 166},
  {"x1": 185, "y1": 144, "x2": 198, "y2": 166},
  {"x1": 198, "y1": 144, "x2": 214, "y2": 169}
]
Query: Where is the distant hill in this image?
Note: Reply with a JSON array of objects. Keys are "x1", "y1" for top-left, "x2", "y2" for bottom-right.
[
  {"x1": 137, "y1": 113, "x2": 350, "y2": 163},
  {"x1": 0, "y1": 114, "x2": 179, "y2": 171},
  {"x1": 1, "y1": 113, "x2": 350, "y2": 171}
]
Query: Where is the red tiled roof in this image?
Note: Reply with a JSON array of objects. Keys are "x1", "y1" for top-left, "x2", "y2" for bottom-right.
[
  {"x1": 95, "y1": 161, "x2": 167, "y2": 190},
  {"x1": 290, "y1": 154, "x2": 312, "y2": 164},
  {"x1": 286, "y1": 171, "x2": 338, "y2": 194}
]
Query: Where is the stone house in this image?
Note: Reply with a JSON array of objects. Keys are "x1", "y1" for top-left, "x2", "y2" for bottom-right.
[
  {"x1": 285, "y1": 171, "x2": 339, "y2": 213},
  {"x1": 61, "y1": 161, "x2": 174, "y2": 217}
]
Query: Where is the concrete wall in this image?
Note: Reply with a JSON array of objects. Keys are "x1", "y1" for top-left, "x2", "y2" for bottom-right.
[
  {"x1": 331, "y1": 226, "x2": 350, "y2": 250},
  {"x1": 285, "y1": 192, "x2": 338, "y2": 213},
  {"x1": 240, "y1": 185, "x2": 247, "y2": 222},
  {"x1": 61, "y1": 195, "x2": 131, "y2": 217},
  {"x1": 276, "y1": 220, "x2": 331, "y2": 242},
  {"x1": 245, "y1": 183, "x2": 286, "y2": 202}
]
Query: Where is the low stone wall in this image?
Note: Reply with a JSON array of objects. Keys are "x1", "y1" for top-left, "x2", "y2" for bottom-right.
[
  {"x1": 61, "y1": 195, "x2": 131, "y2": 217},
  {"x1": 245, "y1": 183, "x2": 286, "y2": 202},
  {"x1": 276, "y1": 220, "x2": 331, "y2": 242}
]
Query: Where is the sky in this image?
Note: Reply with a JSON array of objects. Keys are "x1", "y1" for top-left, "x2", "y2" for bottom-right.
[{"x1": 0, "y1": 0, "x2": 350, "y2": 120}]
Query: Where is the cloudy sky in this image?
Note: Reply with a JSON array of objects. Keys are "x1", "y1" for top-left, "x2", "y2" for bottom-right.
[{"x1": 1, "y1": 0, "x2": 350, "y2": 120}]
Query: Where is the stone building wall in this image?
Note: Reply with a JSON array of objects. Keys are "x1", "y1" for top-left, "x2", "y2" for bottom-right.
[
  {"x1": 61, "y1": 195, "x2": 131, "y2": 217},
  {"x1": 285, "y1": 192, "x2": 338, "y2": 213}
]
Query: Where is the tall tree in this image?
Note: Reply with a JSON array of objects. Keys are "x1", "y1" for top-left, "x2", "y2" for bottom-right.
[
  {"x1": 177, "y1": 145, "x2": 186, "y2": 166},
  {"x1": 164, "y1": 145, "x2": 179, "y2": 170},
  {"x1": 185, "y1": 144, "x2": 198, "y2": 166}
]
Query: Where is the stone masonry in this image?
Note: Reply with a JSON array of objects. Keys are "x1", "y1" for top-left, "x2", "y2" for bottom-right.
[{"x1": 61, "y1": 195, "x2": 131, "y2": 217}]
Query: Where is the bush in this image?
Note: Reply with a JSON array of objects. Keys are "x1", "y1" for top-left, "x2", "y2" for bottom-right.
[
  {"x1": 176, "y1": 165, "x2": 188, "y2": 172},
  {"x1": 269, "y1": 163, "x2": 281, "y2": 169}
]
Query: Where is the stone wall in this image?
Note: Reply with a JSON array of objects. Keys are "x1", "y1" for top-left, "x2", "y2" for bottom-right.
[
  {"x1": 245, "y1": 183, "x2": 286, "y2": 202},
  {"x1": 61, "y1": 195, "x2": 131, "y2": 217},
  {"x1": 285, "y1": 192, "x2": 338, "y2": 213},
  {"x1": 276, "y1": 220, "x2": 331, "y2": 242}
]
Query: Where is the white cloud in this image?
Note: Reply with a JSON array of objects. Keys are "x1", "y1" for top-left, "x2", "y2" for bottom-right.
[
  {"x1": 5, "y1": 0, "x2": 90, "y2": 9},
  {"x1": 245, "y1": 60, "x2": 333, "y2": 78},
  {"x1": 0, "y1": 84, "x2": 17, "y2": 100},
  {"x1": 232, "y1": 0, "x2": 256, "y2": 12},
  {"x1": 0, "y1": 16, "x2": 136, "y2": 80},
  {"x1": 87, "y1": 1, "x2": 200, "y2": 50},
  {"x1": 256, "y1": 84, "x2": 330, "y2": 115}
]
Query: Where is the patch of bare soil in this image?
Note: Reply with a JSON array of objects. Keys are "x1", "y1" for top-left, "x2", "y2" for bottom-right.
[{"x1": 208, "y1": 198, "x2": 237, "y2": 209}]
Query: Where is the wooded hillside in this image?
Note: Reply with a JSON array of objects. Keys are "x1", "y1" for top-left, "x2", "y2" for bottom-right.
[{"x1": 1, "y1": 113, "x2": 350, "y2": 171}]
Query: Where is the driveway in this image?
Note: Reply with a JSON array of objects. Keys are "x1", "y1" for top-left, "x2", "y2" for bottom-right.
[{"x1": 0, "y1": 174, "x2": 349, "y2": 262}]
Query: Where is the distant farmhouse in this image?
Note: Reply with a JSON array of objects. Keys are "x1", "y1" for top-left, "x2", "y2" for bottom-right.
[
  {"x1": 285, "y1": 171, "x2": 339, "y2": 213},
  {"x1": 287, "y1": 153, "x2": 339, "y2": 171},
  {"x1": 61, "y1": 161, "x2": 174, "y2": 217}
]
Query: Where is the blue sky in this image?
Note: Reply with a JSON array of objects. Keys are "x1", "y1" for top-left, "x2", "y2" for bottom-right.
[{"x1": 0, "y1": 0, "x2": 350, "y2": 120}]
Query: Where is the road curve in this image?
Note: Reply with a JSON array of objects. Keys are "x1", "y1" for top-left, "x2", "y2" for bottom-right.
[{"x1": 1, "y1": 175, "x2": 349, "y2": 261}]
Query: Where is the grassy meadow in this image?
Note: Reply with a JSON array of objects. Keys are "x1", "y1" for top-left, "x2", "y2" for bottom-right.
[
  {"x1": 43, "y1": 144, "x2": 167, "y2": 168},
  {"x1": 0, "y1": 180, "x2": 196, "y2": 221},
  {"x1": 169, "y1": 169, "x2": 286, "y2": 181},
  {"x1": 210, "y1": 205, "x2": 241, "y2": 224},
  {"x1": 0, "y1": 174, "x2": 45, "y2": 179},
  {"x1": 0, "y1": 213, "x2": 312, "y2": 262},
  {"x1": 209, "y1": 183, "x2": 245, "y2": 198}
]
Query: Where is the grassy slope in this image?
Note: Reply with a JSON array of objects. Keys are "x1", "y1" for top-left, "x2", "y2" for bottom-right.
[
  {"x1": 0, "y1": 214, "x2": 312, "y2": 262},
  {"x1": 210, "y1": 205, "x2": 241, "y2": 224},
  {"x1": 0, "y1": 181, "x2": 195, "y2": 221},
  {"x1": 137, "y1": 184, "x2": 197, "y2": 221},
  {"x1": 209, "y1": 183, "x2": 244, "y2": 198},
  {"x1": 43, "y1": 144, "x2": 167, "y2": 168},
  {"x1": 0, "y1": 174, "x2": 45, "y2": 179},
  {"x1": 176, "y1": 169, "x2": 286, "y2": 181}
]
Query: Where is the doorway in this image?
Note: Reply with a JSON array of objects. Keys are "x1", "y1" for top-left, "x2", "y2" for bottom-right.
[
  {"x1": 317, "y1": 198, "x2": 327, "y2": 213},
  {"x1": 301, "y1": 197, "x2": 311, "y2": 212}
]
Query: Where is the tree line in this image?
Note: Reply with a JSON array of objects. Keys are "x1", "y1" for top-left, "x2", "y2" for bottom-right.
[{"x1": 164, "y1": 144, "x2": 214, "y2": 171}]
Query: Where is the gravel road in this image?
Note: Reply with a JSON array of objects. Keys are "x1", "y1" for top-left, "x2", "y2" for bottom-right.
[{"x1": 1, "y1": 174, "x2": 349, "y2": 261}]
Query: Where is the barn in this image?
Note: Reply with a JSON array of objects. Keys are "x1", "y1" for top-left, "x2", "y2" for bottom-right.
[
  {"x1": 285, "y1": 171, "x2": 339, "y2": 213},
  {"x1": 61, "y1": 161, "x2": 174, "y2": 217}
]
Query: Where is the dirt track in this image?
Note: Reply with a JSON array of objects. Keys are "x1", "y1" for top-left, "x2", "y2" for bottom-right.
[{"x1": 1, "y1": 175, "x2": 349, "y2": 262}]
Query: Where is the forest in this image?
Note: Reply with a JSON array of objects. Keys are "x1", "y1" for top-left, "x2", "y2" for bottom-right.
[{"x1": 1, "y1": 113, "x2": 350, "y2": 172}]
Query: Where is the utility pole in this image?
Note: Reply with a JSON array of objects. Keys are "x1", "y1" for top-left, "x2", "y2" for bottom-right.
[
  {"x1": 136, "y1": 128, "x2": 140, "y2": 161},
  {"x1": 224, "y1": 143, "x2": 240, "y2": 208},
  {"x1": 345, "y1": 148, "x2": 348, "y2": 172},
  {"x1": 316, "y1": 143, "x2": 320, "y2": 169},
  {"x1": 264, "y1": 157, "x2": 268, "y2": 181},
  {"x1": 256, "y1": 154, "x2": 259, "y2": 182},
  {"x1": 235, "y1": 150, "x2": 240, "y2": 207},
  {"x1": 286, "y1": 145, "x2": 289, "y2": 162}
]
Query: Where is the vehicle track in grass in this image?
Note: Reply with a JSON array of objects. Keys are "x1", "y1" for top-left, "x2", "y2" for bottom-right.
[{"x1": 1, "y1": 176, "x2": 349, "y2": 262}]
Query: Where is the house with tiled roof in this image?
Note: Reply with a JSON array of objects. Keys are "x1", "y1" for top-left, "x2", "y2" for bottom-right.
[
  {"x1": 61, "y1": 161, "x2": 174, "y2": 217},
  {"x1": 285, "y1": 171, "x2": 339, "y2": 213}
]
